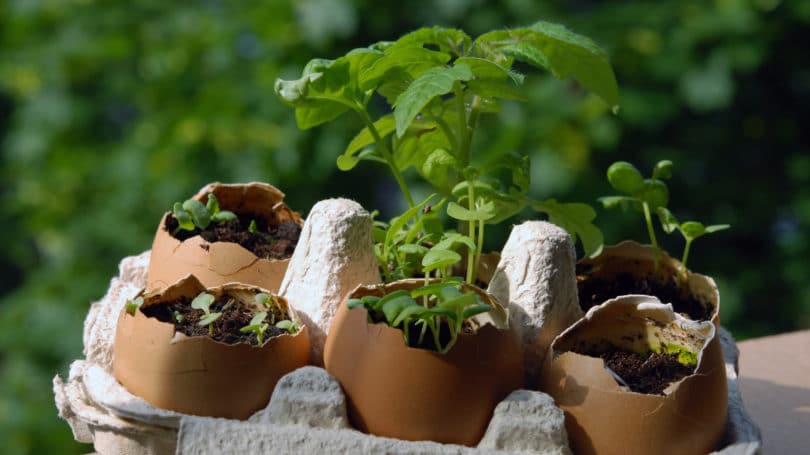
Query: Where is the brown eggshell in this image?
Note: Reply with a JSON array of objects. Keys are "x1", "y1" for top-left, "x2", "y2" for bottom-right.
[
  {"x1": 323, "y1": 279, "x2": 524, "y2": 446},
  {"x1": 577, "y1": 240, "x2": 720, "y2": 324},
  {"x1": 146, "y1": 182, "x2": 303, "y2": 293},
  {"x1": 113, "y1": 275, "x2": 310, "y2": 419},
  {"x1": 540, "y1": 295, "x2": 728, "y2": 455}
]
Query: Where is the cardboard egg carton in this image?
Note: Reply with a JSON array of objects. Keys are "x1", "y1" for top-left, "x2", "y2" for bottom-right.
[{"x1": 54, "y1": 199, "x2": 761, "y2": 454}]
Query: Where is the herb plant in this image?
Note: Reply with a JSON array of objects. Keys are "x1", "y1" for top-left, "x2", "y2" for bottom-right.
[
  {"x1": 171, "y1": 193, "x2": 237, "y2": 236},
  {"x1": 656, "y1": 207, "x2": 730, "y2": 280},
  {"x1": 347, "y1": 279, "x2": 491, "y2": 353},
  {"x1": 275, "y1": 21, "x2": 619, "y2": 278},
  {"x1": 600, "y1": 160, "x2": 730, "y2": 277},
  {"x1": 240, "y1": 293, "x2": 300, "y2": 343},
  {"x1": 275, "y1": 319, "x2": 300, "y2": 335},
  {"x1": 240, "y1": 311, "x2": 270, "y2": 344},
  {"x1": 191, "y1": 292, "x2": 221, "y2": 336},
  {"x1": 276, "y1": 21, "x2": 619, "y2": 351}
]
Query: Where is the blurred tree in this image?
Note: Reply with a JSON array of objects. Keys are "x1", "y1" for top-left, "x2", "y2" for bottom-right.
[{"x1": 0, "y1": 0, "x2": 807, "y2": 453}]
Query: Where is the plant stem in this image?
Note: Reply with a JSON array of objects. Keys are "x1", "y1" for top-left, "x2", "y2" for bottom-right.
[
  {"x1": 466, "y1": 182, "x2": 476, "y2": 284},
  {"x1": 642, "y1": 202, "x2": 660, "y2": 270},
  {"x1": 356, "y1": 107, "x2": 415, "y2": 208},
  {"x1": 680, "y1": 238, "x2": 692, "y2": 281},
  {"x1": 475, "y1": 217, "x2": 485, "y2": 282}
]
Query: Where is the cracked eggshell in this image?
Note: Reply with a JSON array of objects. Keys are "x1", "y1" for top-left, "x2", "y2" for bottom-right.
[
  {"x1": 113, "y1": 275, "x2": 310, "y2": 419},
  {"x1": 576, "y1": 240, "x2": 720, "y2": 324},
  {"x1": 323, "y1": 279, "x2": 524, "y2": 447},
  {"x1": 146, "y1": 182, "x2": 303, "y2": 293},
  {"x1": 540, "y1": 295, "x2": 727, "y2": 455}
]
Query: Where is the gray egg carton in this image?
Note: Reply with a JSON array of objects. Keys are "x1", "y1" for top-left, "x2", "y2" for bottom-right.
[{"x1": 54, "y1": 199, "x2": 761, "y2": 454}]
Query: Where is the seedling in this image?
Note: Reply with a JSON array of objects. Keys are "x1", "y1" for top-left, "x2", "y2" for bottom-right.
[
  {"x1": 125, "y1": 296, "x2": 144, "y2": 316},
  {"x1": 347, "y1": 281, "x2": 491, "y2": 353},
  {"x1": 599, "y1": 160, "x2": 673, "y2": 268},
  {"x1": 275, "y1": 319, "x2": 300, "y2": 335},
  {"x1": 191, "y1": 292, "x2": 221, "y2": 336},
  {"x1": 240, "y1": 311, "x2": 270, "y2": 345},
  {"x1": 248, "y1": 219, "x2": 258, "y2": 234},
  {"x1": 657, "y1": 207, "x2": 730, "y2": 281},
  {"x1": 171, "y1": 193, "x2": 237, "y2": 235}
]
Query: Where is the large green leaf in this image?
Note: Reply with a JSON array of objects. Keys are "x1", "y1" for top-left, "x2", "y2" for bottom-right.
[
  {"x1": 393, "y1": 63, "x2": 473, "y2": 137},
  {"x1": 477, "y1": 21, "x2": 619, "y2": 111},
  {"x1": 360, "y1": 46, "x2": 450, "y2": 91},
  {"x1": 392, "y1": 26, "x2": 472, "y2": 55}
]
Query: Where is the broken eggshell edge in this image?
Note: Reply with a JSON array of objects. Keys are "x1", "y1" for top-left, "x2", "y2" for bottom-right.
[
  {"x1": 323, "y1": 279, "x2": 524, "y2": 447},
  {"x1": 540, "y1": 294, "x2": 728, "y2": 455},
  {"x1": 113, "y1": 274, "x2": 310, "y2": 420},
  {"x1": 146, "y1": 182, "x2": 304, "y2": 293}
]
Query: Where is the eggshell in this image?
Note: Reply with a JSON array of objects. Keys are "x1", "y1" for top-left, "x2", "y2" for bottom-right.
[
  {"x1": 113, "y1": 275, "x2": 310, "y2": 419},
  {"x1": 146, "y1": 182, "x2": 303, "y2": 293},
  {"x1": 540, "y1": 295, "x2": 728, "y2": 455},
  {"x1": 323, "y1": 279, "x2": 524, "y2": 446}
]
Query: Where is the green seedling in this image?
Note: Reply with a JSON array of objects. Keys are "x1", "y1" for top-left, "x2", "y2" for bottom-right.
[
  {"x1": 240, "y1": 311, "x2": 270, "y2": 344},
  {"x1": 173, "y1": 310, "x2": 183, "y2": 323},
  {"x1": 191, "y1": 292, "x2": 221, "y2": 336},
  {"x1": 248, "y1": 219, "x2": 258, "y2": 234},
  {"x1": 171, "y1": 193, "x2": 237, "y2": 235},
  {"x1": 276, "y1": 21, "x2": 619, "y2": 279},
  {"x1": 125, "y1": 296, "x2": 144, "y2": 316},
  {"x1": 347, "y1": 281, "x2": 491, "y2": 353},
  {"x1": 254, "y1": 292, "x2": 272, "y2": 308},
  {"x1": 657, "y1": 207, "x2": 730, "y2": 281},
  {"x1": 275, "y1": 319, "x2": 300, "y2": 335},
  {"x1": 599, "y1": 160, "x2": 673, "y2": 268}
]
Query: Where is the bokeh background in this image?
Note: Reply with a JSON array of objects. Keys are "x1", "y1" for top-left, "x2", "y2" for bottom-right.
[{"x1": 1, "y1": 0, "x2": 808, "y2": 452}]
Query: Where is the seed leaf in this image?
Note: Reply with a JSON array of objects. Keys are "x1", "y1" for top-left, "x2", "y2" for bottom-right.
[
  {"x1": 173, "y1": 203, "x2": 195, "y2": 231},
  {"x1": 198, "y1": 312, "x2": 221, "y2": 326},
  {"x1": 125, "y1": 296, "x2": 144, "y2": 316},
  {"x1": 704, "y1": 224, "x2": 731, "y2": 234},
  {"x1": 446, "y1": 201, "x2": 496, "y2": 221},
  {"x1": 183, "y1": 199, "x2": 211, "y2": 229},
  {"x1": 206, "y1": 193, "x2": 220, "y2": 214},
  {"x1": 191, "y1": 292, "x2": 215, "y2": 312},
  {"x1": 653, "y1": 160, "x2": 673, "y2": 180},
  {"x1": 421, "y1": 249, "x2": 462, "y2": 273},
  {"x1": 249, "y1": 311, "x2": 268, "y2": 326},
  {"x1": 381, "y1": 293, "x2": 418, "y2": 325},
  {"x1": 607, "y1": 161, "x2": 644, "y2": 194}
]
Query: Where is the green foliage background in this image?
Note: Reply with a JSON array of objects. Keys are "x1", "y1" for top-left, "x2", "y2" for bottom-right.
[{"x1": 0, "y1": 0, "x2": 808, "y2": 453}]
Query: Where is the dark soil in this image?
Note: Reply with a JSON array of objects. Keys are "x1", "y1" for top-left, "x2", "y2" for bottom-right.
[
  {"x1": 141, "y1": 293, "x2": 290, "y2": 346},
  {"x1": 579, "y1": 346, "x2": 695, "y2": 395},
  {"x1": 165, "y1": 213, "x2": 300, "y2": 260},
  {"x1": 367, "y1": 309, "x2": 474, "y2": 352},
  {"x1": 576, "y1": 268, "x2": 713, "y2": 321}
]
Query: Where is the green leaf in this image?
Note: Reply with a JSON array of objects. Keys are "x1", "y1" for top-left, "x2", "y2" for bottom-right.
[
  {"x1": 532, "y1": 199, "x2": 604, "y2": 258},
  {"x1": 639, "y1": 179, "x2": 669, "y2": 210},
  {"x1": 607, "y1": 161, "x2": 644, "y2": 194},
  {"x1": 380, "y1": 292, "x2": 417, "y2": 325},
  {"x1": 422, "y1": 249, "x2": 462, "y2": 273},
  {"x1": 426, "y1": 306, "x2": 458, "y2": 320},
  {"x1": 360, "y1": 46, "x2": 451, "y2": 90},
  {"x1": 679, "y1": 221, "x2": 706, "y2": 240},
  {"x1": 439, "y1": 285, "x2": 463, "y2": 302},
  {"x1": 656, "y1": 207, "x2": 680, "y2": 234},
  {"x1": 393, "y1": 63, "x2": 473, "y2": 137},
  {"x1": 347, "y1": 298, "x2": 367, "y2": 310},
  {"x1": 125, "y1": 296, "x2": 144, "y2": 316},
  {"x1": 248, "y1": 219, "x2": 258, "y2": 234},
  {"x1": 198, "y1": 312, "x2": 221, "y2": 326},
  {"x1": 385, "y1": 195, "x2": 436, "y2": 255},
  {"x1": 410, "y1": 280, "x2": 461, "y2": 298},
  {"x1": 391, "y1": 305, "x2": 428, "y2": 327},
  {"x1": 211, "y1": 210, "x2": 237, "y2": 222},
  {"x1": 421, "y1": 148, "x2": 460, "y2": 194},
  {"x1": 704, "y1": 224, "x2": 731, "y2": 234},
  {"x1": 183, "y1": 199, "x2": 211, "y2": 230},
  {"x1": 446, "y1": 201, "x2": 496, "y2": 221},
  {"x1": 191, "y1": 292, "x2": 215, "y2": 312},
  {"x1": 433, "y1": 232, "x2": 476, "y2": 252},
  {"x1": 172, "y1": 203, "x2": 195, "y2": 231},
  {"x1": 598, "y1": 196, "x2": 640, "y2": 211},
  {"x1": 393, "y1": 26, "x2": 472, "y2": 55},
  {"x1": 275, "y1": 319, "x2": 299, "y2": 334},
  {"x1": 249, "y1": 311, "x2": 267, "y2": 326},
  {"x1": 397, "y1": 244, "x2": 429, "y2": 256},
  {"x1": 477, "y1": 21, "x2": 620, "y2": 111},
  {"x1": 255, "y1": 293, "x2": 270, "y2": 307},
  {"x1": 455, "y1": 57, "x2": 523, "y2": 84},
  {"x1": 653, "y1": 160, "x2": 673, "y2": 180},
  {"x1": 338, "y1": 114, "x2": 396, "y2": 171},
  {"x1": 206, "y1": 193, "x2": 220, "y2": 214}
]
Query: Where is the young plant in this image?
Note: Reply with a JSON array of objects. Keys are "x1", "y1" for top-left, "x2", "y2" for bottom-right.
[
  {"x1": 347, "y1": 280, "x2": 491, "y2": 353},
  {"x1": 125, "y1": 296, "x2": 144, "y2": 316},
  {"x1": 275, "y1": 319, "x2": 300, "y2": 335},
  {"x1": 171, "y1": 193, "x2": 237, "y2": 235},
  {"x1": 240, "y1": 311, "x2": 270, "y2": 345},
  {"x1": 599, "y1": 160, "x2": 673, "y2": 268},
  {"x1": 656, "y1": 207, "x2": 730, "y2": 280},
  {"x1": 275, "y1": 21, "x2": 619, "y2": 282},
  {"x1": 191, "y1": 292, "x2": 221, "y2": 336}
]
